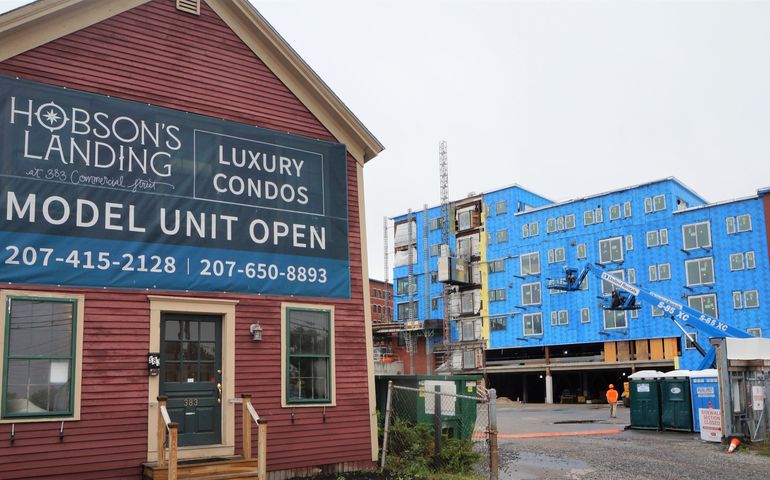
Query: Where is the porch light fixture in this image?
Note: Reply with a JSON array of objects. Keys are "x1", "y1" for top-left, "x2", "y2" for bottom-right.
[{"x1": 249, "y1": 323, "x2": 263, "y2": 341}]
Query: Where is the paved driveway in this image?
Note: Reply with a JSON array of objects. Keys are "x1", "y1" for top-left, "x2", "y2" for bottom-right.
[{"x1": 495, "y1": 402, "x2": 770, "y2": 480}]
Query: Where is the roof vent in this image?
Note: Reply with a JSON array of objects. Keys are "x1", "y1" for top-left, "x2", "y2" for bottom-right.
[{"x1": 176, "y1": 0, "x2": 200, "y2": 15}]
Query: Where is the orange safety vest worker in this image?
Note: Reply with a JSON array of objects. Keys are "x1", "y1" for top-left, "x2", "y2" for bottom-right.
[{"x1": 606, "y1": 385, "x2": 619, "y2": 403}]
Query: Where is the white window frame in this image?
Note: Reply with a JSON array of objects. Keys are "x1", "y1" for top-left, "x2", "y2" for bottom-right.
[
  {"x1": 625, "y1": 235, "x2": 633, "y2": 251},
  {"x1": 547, "y1": 218, "x2": 556, "y2": 233},
  {"x1": 628, "y1": 268, "x2": 636, "y2": 285},
  {"x1": 747, "y1": 328, "x2": 762, "y2": 338},
  {"x1": 745, "y1": 290, "x2": 759, "y2": 309},
  {"x1": 730, "y1": 253, "x2": 744, "y2": 271},
  {"x1": 644, "y1": 197, "x2": 653, "y2": 214},
  {"x1": 599, "y1": 237, "x2": 624, "y2": 264},
  {"x1": 601, "y1": 270, "x2": 625, "y2": 295},
  {"x1": 521, "y1": 282, "x2": 542, "y2": 306},
  {"x1": 554, "y1": 247, "x2": 565, "y2": 263},
  {"x1": 496, "y1": 200, "x2": 507, "y2": 215},
  {"x1": 603, "y1": 309, "x2": 627, "y2": 329},
  {"x1": 580, "y1": 308, "x2": 590, "y2": 324},
  {"x1": 657, "y1": 263, "x2": 671, "y2": 281},
  {"x1": 737, "y1": 214, "x2": 752, "y2": 232},
  {"x1": 652, "y1": 305, "x2": 664, "y2": 317},
  {"x1": 733, "y1": 291, "x2": 743, "y2": 310},
  {"x1": 682, "y1": 221, "x2": 712, "y2": 251},
  {"x1": 530, "y1": 222, "x2": 539, "y2": 236},
  {"x1": 609, "y1": 204, "x2": 621, "y2": 221},
  {"x1": 623, "y1": 201, "x2": 632, "y2": 218},
  {"x1": 565, "y1": 214, "x2": 576, "y2": 229},
  {"x1": 577, "y1": 243, "x2": 587, "y2": 259},
  {"x1": 653, "y1": 194, "x2": 666, "y2": 212},
  {"x1": 660, "y1": 229, "x2": 669, "y2": 245},
  {"x1": 746, "y1": 251, "x2": 756, "y2": 269},
  {"x1": 595, "y1": 208, "x2": 603, "y2": 223},
  {"x1": 558, "y1": 310, "x2": 568, "y2": 325},
  {"x1": 557, "y1": 216, "x2": 565, "y2": 231},
  {"x1": 497, "y1": 229, "x2": 508, "y2": 243},
  {"x1": 685, "y1": 332, "x2": 699, "y2": 350},
  {"x1": 522, "y1": 224, "x2": 529, "y2": 238},
  {"x1": 726, "y1": 217, "x2": 736, "y2": 234},
  {"x1": 520, "y1": 252, "x2": 540, "y2": 276},
  {"x1": 685, "y1": 257, "x2": 715, "y2": 287},
  {"x1": 646, "y1": 231, "x2": 659, "y2": 247},
  {"x1": 688, "y1": 293, "x2": 718, "y2": 319},
  {"x1": 649, "y1": 265, "x2": 658, "y2": 282},
  {"x1": 523, "y1": 313, "x2": 543, "y2": 336},
  {"x1": 583, "y1": 210, "x2": 595, "y2": 226}
]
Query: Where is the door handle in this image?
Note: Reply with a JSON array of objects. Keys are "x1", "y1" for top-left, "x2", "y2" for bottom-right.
[{"x1": 217, "y1": 383, "x2": 222, "y2": 404}]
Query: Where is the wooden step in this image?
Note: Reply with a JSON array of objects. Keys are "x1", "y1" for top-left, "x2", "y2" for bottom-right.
[{"x1": 142, "y1": 456, "x2": 260, "y2": 480}]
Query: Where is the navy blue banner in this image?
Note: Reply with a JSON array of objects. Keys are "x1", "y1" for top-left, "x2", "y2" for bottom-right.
[{"x1": 0, "y1": 76, "x2": 350, "y2": 298}]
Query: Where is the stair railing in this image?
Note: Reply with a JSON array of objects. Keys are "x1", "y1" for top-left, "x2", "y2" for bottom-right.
[
  {"x1": 241, "y1": 394, "x2": 267, "y2": 480},
  {"x1": 157, "y1": 395, "x2": 178, "y2": 480}
]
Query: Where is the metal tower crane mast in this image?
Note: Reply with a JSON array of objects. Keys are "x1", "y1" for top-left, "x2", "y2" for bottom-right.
[{"x1": 439, "y1": 141, "x2": 451, "y2": 345}]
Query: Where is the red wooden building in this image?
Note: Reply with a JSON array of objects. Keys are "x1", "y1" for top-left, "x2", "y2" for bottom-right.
[{"x1": 0, "y1": 0, "x2": 383, "y2": 478}]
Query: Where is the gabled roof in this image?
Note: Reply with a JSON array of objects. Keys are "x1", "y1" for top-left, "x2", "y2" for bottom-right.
[{"x1": 0, "y1": 0, "x2": 384, "y2": 165}]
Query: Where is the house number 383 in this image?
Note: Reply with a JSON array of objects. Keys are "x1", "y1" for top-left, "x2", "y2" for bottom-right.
[{"x1": 184, "y1": 398, "x2": 199, "y2": 407}]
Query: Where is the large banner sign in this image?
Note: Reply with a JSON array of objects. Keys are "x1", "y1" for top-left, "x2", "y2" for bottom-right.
[{"x1": 0, "y1": 76, "x2": 350, "y2": 298}]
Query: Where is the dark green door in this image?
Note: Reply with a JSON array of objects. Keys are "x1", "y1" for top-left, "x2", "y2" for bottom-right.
[
  {"x1": 661, "y1": 378, "x2": 693, "y2": 432},
  {"x1": 630, "y1": 379, "x2": 661, "y2": 430},
  {"x1": 160, "y1": 314, "x2": 222, "y2": 446}
]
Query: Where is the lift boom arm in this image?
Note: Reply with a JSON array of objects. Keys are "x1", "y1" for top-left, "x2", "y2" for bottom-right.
[{"x1": 554, "y1": 263, "x2": 751, "y2": 368}]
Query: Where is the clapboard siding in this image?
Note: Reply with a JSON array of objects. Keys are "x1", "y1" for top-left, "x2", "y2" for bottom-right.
[{"x1": 0, "y1": 0, "x2": 372, "y2": 478}]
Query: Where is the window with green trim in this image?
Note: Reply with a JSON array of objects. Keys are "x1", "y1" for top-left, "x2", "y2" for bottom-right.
[
  {"x1": 3, "y1": 297, "x2": 77, "y2": 419},
  {"x1": 286, "y1": 308, "x2": 332, "y2": 404}
]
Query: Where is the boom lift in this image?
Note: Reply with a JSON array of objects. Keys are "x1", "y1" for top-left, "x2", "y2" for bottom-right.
[{"x1": 549, "y1": 263, "x2": 752, "y2": 369}]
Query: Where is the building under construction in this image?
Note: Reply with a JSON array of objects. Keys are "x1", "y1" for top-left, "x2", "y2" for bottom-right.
[{"x1": 391, "y1": 178, "x2": 770, "y2": 403}]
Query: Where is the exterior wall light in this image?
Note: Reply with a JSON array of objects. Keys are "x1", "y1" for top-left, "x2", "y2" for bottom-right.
[{"x1": 249, "y1": 323, "x2": 263, "y2": 341}]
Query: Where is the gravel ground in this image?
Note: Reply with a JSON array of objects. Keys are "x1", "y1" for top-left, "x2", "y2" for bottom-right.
[{"x1": 499, "y1": 430, "x2": 770, "y2": 480}]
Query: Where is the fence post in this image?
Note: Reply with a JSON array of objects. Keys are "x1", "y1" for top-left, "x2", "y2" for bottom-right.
[
  {"x1": 257, "y1": 420, "x2": 268, "y2": 480},
  {"x1": 242, "y1": 394, "x2": 252, "y2": 459},
  {"x1": 168, "y1": 422, "x2": 178, "y2": 480},
  {"x1": 433, "y1": 385, "x2": 442, "y2": 467},
  {"x1": 380, "y1": 381, "x2": 394, "y2": 470},
  {"x1": 488, "y1": 388, "x2": 499, "y2": 480}
]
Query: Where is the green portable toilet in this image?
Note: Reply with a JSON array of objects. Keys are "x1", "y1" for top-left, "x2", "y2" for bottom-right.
[
  {"x1": 660, "y1": 370, "x2": 693, "y2": 432},
  {"x1": 375, "y1": 374, "x2": 482, "y2": 440},
  {"x1": 629, "y1": 370, "x2": 664, "y2": 430}
]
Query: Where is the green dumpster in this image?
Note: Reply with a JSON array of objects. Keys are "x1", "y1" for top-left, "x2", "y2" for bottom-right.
[
  {"x1": 375, "y1": 374, "x2": 482, "y2": 440},
  {"x1": 629, "y1": 370, "x2": 663, "y2": 430},
  {"x1": 660, "y1": 371, "x2": 693, "y2": 432}
]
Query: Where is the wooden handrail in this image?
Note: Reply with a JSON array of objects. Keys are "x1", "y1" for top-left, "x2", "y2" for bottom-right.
[
  {"x1": 241, "y1": 394, "x2": 267, "y2": 480},
  {"x1": 156, "y1": 396, "x2": 178, "y2": 480}
]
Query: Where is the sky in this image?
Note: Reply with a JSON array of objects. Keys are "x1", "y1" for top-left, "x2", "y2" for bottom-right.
[{"x1": 2, "y1": 0, "x2": 770, "y2": 282}]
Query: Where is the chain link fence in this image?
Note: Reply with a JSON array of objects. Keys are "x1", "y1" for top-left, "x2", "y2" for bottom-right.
[{"x1": 381, "y1": 382, "x2": 499, "y2": 479}]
